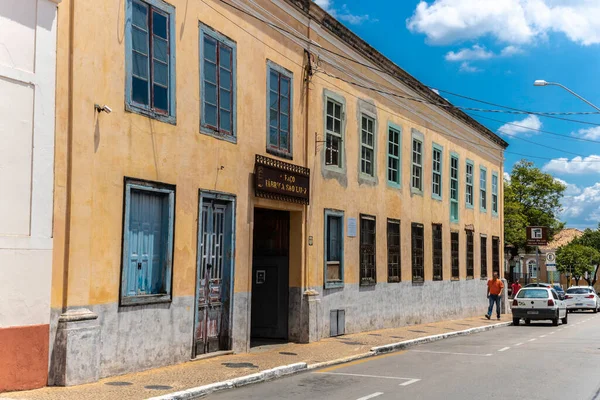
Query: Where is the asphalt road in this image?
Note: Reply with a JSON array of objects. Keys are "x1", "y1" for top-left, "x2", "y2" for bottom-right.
[{"x1": 207, "y1": 312, "x2": 600, "y2": 400}]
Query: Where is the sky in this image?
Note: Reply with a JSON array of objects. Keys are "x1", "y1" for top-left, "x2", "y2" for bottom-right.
[{"x1": 313, "y1": 0, "x2": 600, "y2": 230}]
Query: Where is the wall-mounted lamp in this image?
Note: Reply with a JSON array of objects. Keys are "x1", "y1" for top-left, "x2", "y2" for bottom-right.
[{"x1": 94, "y1": 104, "x2": 112, "y2": 114}]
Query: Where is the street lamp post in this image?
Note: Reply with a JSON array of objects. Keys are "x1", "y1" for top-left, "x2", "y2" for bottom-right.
[{"x1": 533, "y1": 80, "x2": 600, "y2": 112}]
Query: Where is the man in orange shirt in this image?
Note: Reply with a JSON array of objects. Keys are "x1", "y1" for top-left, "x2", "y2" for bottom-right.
[{"x1": 486, "y1": 271, "x2": 504, "y2": 320}]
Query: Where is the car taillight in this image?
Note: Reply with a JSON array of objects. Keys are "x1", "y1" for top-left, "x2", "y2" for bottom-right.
[
  {"x1": 586, "y1": 295, "x2": 595, "y2": 299},
  {"x1": 565, "y1": 295, "x2": 572, "y2": 299},
  {"x1": 512, "y1": 299, "x2": 518, "y2": 306},
  {"x1": 548, "y1": 299, "x2": 555, "y2": 306}
]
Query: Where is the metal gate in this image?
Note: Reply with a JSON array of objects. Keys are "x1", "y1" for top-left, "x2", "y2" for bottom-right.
[{"x1": 195, "y1": 196, "x2": 234, "y2": 356}]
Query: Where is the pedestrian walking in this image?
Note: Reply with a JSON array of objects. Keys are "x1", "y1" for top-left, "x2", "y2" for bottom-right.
[
  {"x1": 486, "y1": 271, "x2": 504, "y2": 320},
  {"x1": 511, "y1": 279, "x2": 522, "y2": 299}
]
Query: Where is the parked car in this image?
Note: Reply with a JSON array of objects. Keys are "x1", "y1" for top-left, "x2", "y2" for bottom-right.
[
  {"x1": 552, "y1": 285, "x2": 565, "y2": 300},
  {"x1": 511, "y1": 287, "x2": 567, "y2": 326},
  {"x1": 565, "y1": 286, "x2": 600, "y2": 313},
  {"x1": 525, "y1": 282, "x2": 552, "y2": 288}
]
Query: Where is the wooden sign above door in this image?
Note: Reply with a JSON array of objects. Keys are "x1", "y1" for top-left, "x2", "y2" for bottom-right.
[{"x1": 254, "y1": 155, "x2": 310, "y2": 204}]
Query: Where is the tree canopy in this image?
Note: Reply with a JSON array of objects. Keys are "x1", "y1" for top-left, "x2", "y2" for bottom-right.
[
  {"x1": 556, "y1": 243, "x2": 600, "y2": 286},
  {"x1": 571, "y1": 225, "x2": 600, "y2": 286},
  {"x1": 504, "y1": 160, "x2": 566, "y2": 251}
]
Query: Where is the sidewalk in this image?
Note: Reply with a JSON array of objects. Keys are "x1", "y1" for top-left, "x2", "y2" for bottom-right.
[{"x1": 3, "y1": 315, "x2": 511, "y2": 400}]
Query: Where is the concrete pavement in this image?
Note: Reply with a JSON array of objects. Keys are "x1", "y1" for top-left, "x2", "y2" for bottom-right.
[
  {"x1": 208, "y1": 312, "x2": 600, "y2": 400},
  {"x1": 2, "y1": 315, "x2": 510, "y2": 400}
]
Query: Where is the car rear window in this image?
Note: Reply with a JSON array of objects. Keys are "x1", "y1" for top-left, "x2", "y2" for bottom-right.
[
  {"x1": 566, "y1": 288, "x2": 592, "y2": 294},
  {"x1": 517, "y1": 289, "x2": 549, "y2": 299}
]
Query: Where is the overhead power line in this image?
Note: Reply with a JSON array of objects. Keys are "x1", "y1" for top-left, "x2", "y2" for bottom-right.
[{"x1": 215, "y1": 0, "x2": 600, "y2": 124}]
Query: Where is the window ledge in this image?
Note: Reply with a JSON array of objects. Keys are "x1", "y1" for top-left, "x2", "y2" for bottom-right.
[
  {"x1": 466, "y1": 276, "x2": 474, "y2": 280},
  {"x1": 120, "y1": 294, "x2": 172, "y2": 306},
  {"x1": 410, "y1": 187, "x2": 423, "y2": 196},
  {"x1": 433, "y1": 277, "x2": 443, "y2": 281},
  {"x1": 325, "y1": 282, "x2": 344, "y2": 289},
  {"x1": 388, "y1": 277, "x2": 401, "y2": 283},
  {"x1": 200, "y1": 126, "x2": 237, "y2": 144},
  {"x1": 126, "y1": 103, "x2": 176, "y2": 125},
  {"x1": 360, "y1": 280, "x2": 376, "y2": 287},
  {"x1": 481, "y1": 277, "x2": 488, "y2": 280},
  {"x1": 267, "y1": 148, "x2": 293, "y2": 160},
  {"x1": 451, "y1": 277, "x2": 460, "y2": 281},
  {"x1": 466, "y1": 204, "x2": 474, "y2": 210},
  {"x1": 387, "y1": 181, "x2": 401, "y2": 190},
  {"x1": 432, "y1": 195, "x2": 442, "y2": 202},
  {"x1": 412, "y1": 280, "x2": 425, "y2": 286}
]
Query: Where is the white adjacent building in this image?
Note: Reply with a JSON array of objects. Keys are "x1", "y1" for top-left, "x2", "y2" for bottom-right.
[{"x1": 0, "y1": 0, "x2": 60, "y2": 392}]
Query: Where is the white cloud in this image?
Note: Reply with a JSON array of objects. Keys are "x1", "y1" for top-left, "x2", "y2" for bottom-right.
[
  {"x1": 312, "y1": 1, "x2": 376, "y2": 25},
  {"x1": 573, "y1": 127, "x2": 600, "y2": 140},
  {"x1": 407, "y1": 0, "x2": 600, "y2": 46},
  {"x1": 497, "y1": 115, "x2": 542, "y2": 136},
  {"x1": 445, "y1": 45, "x2": 494, "y2": 61},
  {"x1": 500, "y1": 45, "x2": 524, "y2": 56},
  {"x1": 543, "y1": 155, "x2": 600, "y2": 174},
  {"x1": 459, "y1": 62, "x2": 481, "y2": 73},
  {"x1": 559, "y1": 182, "x2": 600, "y2": 226},
  {"x1": 554, "y1": 178, "x2": 582, "y2": 196},
  {"x1": 504, "y1": 172, "x2": 511, "y2": 182}
]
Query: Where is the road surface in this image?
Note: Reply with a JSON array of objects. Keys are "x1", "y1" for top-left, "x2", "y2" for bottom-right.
[{"x1": 207, "y1": 312, "x2": 600, "y2": 400}]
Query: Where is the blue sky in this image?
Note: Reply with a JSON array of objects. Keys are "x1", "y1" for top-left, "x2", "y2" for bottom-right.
[{"x1": 314, "y1": 0, "x2": 600, "y2": 229}]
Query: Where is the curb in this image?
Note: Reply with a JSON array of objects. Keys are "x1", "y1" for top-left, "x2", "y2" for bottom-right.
[
  {"x1": 148, "y1": 321, "x2": 511, "y2": 399},
  {"x1": 371, "y1": 321, "x2": 512, "y2": 354},
  {"x1": 146, "y1": 363, "x2": 307, "y2": 400}
]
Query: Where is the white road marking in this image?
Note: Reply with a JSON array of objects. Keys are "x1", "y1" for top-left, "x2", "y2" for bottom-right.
[
  {"x1": 550, "y1": 332, "x2": 556, "y2": 334},
  {"x1": 515, "y1": 342, "x2": 524, "y2": 346},
  {"x1": 498, "y1": 347, "x2": 510, "y2": 352},
  {"x1": 528, "y1": 338, "x2": 536, "y2": 342},
  {"x1": 400, "y1": 379, "x2": 421, "y2": 387},
  {"x1": 540, "y1": 335, "x2": 547, "y2": 338},
  {"x1": 357, "y1": 392, "x2": 384, "y2": 400},
  {"x1": 316, "y1": 372, "x2": 418, "y2": 381},
  {"x1": 411, "y1": 350, "x2": 492, "y2": 357}
]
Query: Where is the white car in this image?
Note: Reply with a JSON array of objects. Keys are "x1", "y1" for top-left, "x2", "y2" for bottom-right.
[
  {"x1": 511, "y1": 287, "x2": 567, "y2": 326},
  {"x1": 565, "y1": 286, "x2": 600, "y2": 313}
]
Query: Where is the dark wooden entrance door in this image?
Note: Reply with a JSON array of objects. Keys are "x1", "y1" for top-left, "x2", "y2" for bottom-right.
[
  {"x1": 251, "y1": 208, "x2": 289, "y2": 340},
  {"x1": 194, "y1": 197, "x2": 234, "y2": 356}
]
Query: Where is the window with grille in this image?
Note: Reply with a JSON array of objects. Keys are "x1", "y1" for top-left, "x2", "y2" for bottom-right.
[
  {"x1": 480, "y1": 167, "x2": 487, "y2": 212},
  {"x1": 200, "y1": 25, "x2": 237, "y2": 139},
  {"x1": 450, "y1": 155, "x2": 459, "y2": 222},
  {"x1": 325, "y1": 98, "x2": 343, "y2": 167},
  {"x1": 267, "y1": 62, "x2": 292, "y2": 156},
  {"x1": 387, "y1": 220, "x2": 401, "y2": 282},
  {"x1": 492, "y1": 236, "x2": 500, "y2": 274},
  {"x1": 360, "y1": 215, "x2": 376, "y2": 285},
  {"x1": 325, "y1": 210, "x2": 344, "y2": 288},
  {"x1": 466, "y1": 230, "x2": 474, "y2": 278},
  {"x1": 492, "y1": 172, "x2": 499, "y2": 215},
  {"x1": 451, "y1": 231, "x2": 459, "y2": 279},
  {"x1": 466, "y1": 161, "x2": 474, "y2": 208},
  {"x1": 412, "y1": 139, "x2": 423, "y2": 192},
  {"x1": 387, "y1": 126, "x2": 401, "y2": 186},
  {"x1": 432, "y1": 224, "x2": 443, "y2": 281},
  {"x1": 127, "y1": 0, "x2": 175, "y2": 122},
  {"x1": 412, "y1": 223, "x2": 424, "y2": 282},
  {"x1": 480, "y1": 235, "x2": 488, "y2": 278},
  {"x1": 432, "y1": 145, "x2": 442, "y2": 199},
  {"x1": 360, "y1": 115, "x2": 375, "y2": 176}
]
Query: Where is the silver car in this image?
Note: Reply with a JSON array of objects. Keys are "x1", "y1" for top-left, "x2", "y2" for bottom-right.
[{"x1": 565, "y1": 286, "x2": 600, "y2": 313}]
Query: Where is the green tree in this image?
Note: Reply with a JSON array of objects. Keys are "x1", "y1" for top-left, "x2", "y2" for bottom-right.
[
  {"x1": 571, "y1": 225, "x2": 600, "y2": 286},
  {"x1": 504, "y1": 160, "x2": 566, "y2": 251},
  {"x1": 556, "y1": 244, "x2": 600, "y2": 286}
]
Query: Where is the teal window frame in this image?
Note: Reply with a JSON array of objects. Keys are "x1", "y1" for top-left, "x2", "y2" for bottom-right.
[
  {"x1": 120, "y1": 178, "x2": 175, "y2": 306},
  {"x1": 125, "y1": 0, "x2": 177, "y2": 124},
  {"x1": 386, "y1": 123, "x2": 402, "y2": 188},
  {"x1": 432, "y1": 143, "x2": 443, "y2": 200},
  {"x1": 360, "y1": 113, "x2": 376, "y2": 178},
  {"x1": 480, "y1": 166, "x2": 487, "y2": 213},
  {"x1": 324, "y1": 209, "x2": 344, "y2": 289},
  {"x1": 411, "y1": 129, "x2": 424, "y2": 195},
  {"x1": 450, "y1": 153, "x2": 459, "y2": 223},
  {"x1": 266, "y1": 60, "x2": 293, "y2": 159},
  {"x1": 465, "y1": 159, "x2": 474, "y2": 209},
  {"x1": 492, "y1": 171, "x2": 499, "y2": 217},
  {"x1": 200, "y1": 23, "x2": 237, "y2": 143}
]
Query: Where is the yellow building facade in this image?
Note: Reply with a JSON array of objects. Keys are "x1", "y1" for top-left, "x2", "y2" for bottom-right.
[{"x1": 49, "y1": 0, "x2": 507, "y2": 385}]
